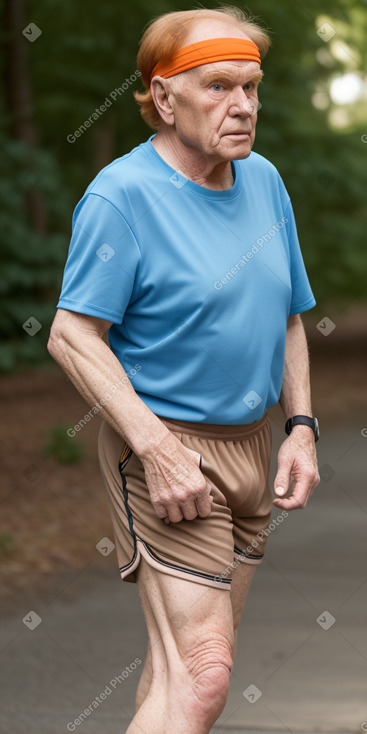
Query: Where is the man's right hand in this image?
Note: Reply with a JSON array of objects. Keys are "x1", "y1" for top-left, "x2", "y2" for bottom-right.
[{"x1": 140, "y1": 432, "x2": 213, "y2": 524}]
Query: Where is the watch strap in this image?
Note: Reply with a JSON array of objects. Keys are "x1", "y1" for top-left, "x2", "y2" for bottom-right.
[{"x1": 285, "y1": 415, "x2": 319, "y2": 441}]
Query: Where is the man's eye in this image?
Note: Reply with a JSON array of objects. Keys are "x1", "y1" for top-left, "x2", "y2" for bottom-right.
[
  {"x1": 211, "y1": 84, "x2": 223, "y2": 92},
  {"x1": 243, "y1": 82, "x2": 255, "y2": 91}
]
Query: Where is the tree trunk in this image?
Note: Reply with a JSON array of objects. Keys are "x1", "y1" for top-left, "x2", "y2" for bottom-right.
[
  {"x1": 3, "y1": 0, "x2": 48, "y2": 234},
  {"x1": 92, "y1": 114, "x2": 117, "y2": 176}
]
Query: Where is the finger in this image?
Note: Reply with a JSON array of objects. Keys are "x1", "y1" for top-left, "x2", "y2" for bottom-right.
[
  {"x1": 274, "y1": 472, "x2": 292, "y2": 497},
  {"x1": 273, "y1": 496, "x2": 305, "y2": 511},
  {"x1": 194, "y1": 490, "x2": 213, "y2": 518},
  {"x1": 273, "y1": 479, "x2": 311, "y2": 510},
  {"x1": 155, "y1": 502, "x2": 183, "y2": 524},
  {"x1": 273, "y1": 461, "x2": 293, "y2": 497},
  {"x1": 166, "y1": 506, "x2": 184, "y2": 523},
  {"x1": 154, "y1": 502, "x2": 170, "y2": 520},
  {"x1": 176, "y1": 495, "x2": 201, "y2": 521}
]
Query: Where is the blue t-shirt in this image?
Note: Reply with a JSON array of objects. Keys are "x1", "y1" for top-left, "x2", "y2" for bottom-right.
[{"x1": 57, "y1": 135, "x2": 316, "y2": 424}]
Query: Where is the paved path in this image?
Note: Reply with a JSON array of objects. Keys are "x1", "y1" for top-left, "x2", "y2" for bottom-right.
[{"x1": 1, "y1": 422, "x2": 366, "y2": 734}]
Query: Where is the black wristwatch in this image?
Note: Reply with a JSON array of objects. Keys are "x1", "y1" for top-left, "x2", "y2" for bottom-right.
[{"x1": 285, "y1": 415, "x2": 319, "y2": 442}]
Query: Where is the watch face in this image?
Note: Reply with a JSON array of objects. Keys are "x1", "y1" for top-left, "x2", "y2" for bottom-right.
[{"x1": 313, "y1": 417, "x2": 320, "y2": 441}]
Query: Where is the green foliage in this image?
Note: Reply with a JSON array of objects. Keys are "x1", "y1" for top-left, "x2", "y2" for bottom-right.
[
  {"x1": 250, "y1": 0, "x2": 367, "y2": 304},
  {"x1": 1, "y1": 0, "x2": 366, "y2": 372},
  {"x1": 43, "y1": 425, "x2": 85, "y2": 464},
  {"x1": 0, "y1": 133, "x2": 71, "y2": 371},
  {"x1": 0, "y1": 532, "x2": 16, "y2": 556}
]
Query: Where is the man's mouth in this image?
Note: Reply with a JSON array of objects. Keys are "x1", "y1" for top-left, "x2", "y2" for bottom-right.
[{"x1": 225, "y1": 131, "x2": 252, "y2": 137}]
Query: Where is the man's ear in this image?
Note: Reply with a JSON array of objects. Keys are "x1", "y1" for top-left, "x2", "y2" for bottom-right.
[{"x1": 150, "y1": 77, "x2": 175, "y2": 126}]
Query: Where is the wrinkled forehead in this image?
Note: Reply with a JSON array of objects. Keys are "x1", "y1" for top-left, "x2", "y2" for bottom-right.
[{"x1": 195, "y1": 58, "x2": 263, "y2": 80}]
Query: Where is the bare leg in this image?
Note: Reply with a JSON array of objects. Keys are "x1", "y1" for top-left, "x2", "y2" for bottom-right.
[
  {"x1": 135, "y1": 641, "x2": 152, "y2": 712},
  {"x1": 127, "y1": 557, "x2": 235, "y2": 734},
  {"x1": 230, "y1": 561, "x2": 257, "y2": 658},
  {"x1": 133, "y1": 559, "x2": 257, "y2": 720}
]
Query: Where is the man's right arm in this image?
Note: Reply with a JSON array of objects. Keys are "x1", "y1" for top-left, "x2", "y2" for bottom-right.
[{"x1": 47, "y1": 308, "x2": 212, "y2": 524}]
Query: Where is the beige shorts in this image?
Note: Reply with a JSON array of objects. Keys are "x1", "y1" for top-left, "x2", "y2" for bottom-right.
[{"x1": 98, "y1": 413, "x2": 273, "y2": 590}]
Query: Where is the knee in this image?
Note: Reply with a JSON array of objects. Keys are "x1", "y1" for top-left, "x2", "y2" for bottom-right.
[{"x1": 183, "y1": 633, "x2": 233, "y2": 719}]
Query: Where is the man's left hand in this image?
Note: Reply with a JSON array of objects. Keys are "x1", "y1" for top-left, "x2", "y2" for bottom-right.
[{"x1": 273, "y1": 427, "x2": 320, "y2": 510}]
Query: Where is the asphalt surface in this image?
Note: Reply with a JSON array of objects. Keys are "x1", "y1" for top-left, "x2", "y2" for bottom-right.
[{"x1": 1, "y1": 421, "x2": 367, "y2": 734}]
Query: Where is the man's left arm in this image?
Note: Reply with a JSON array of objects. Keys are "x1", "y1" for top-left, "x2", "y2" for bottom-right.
[{"x1": 273, "y1": 313, "x2": 320, "y2": 510}]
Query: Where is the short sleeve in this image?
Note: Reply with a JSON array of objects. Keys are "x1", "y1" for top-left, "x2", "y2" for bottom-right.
[
  {"x1": 57, "y1": 193, "x2": 141, "y2": 323},
  {"x1": 284, "y1": 201, "x2": 316, "y2": 315}
]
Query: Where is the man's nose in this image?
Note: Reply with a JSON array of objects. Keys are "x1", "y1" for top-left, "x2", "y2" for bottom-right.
[{"x1": 228, "y1": 88, "x2": 256, "y2": 116}]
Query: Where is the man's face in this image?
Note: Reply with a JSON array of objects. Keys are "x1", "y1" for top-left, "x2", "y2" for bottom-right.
[{"x1": 166, "y1": 60, "x2": 263, "y2": 163}]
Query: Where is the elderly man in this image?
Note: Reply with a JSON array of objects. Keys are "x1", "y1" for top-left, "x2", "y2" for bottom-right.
[{"x1": 48, "y1": 6, "x2": 320, "y2": 733}]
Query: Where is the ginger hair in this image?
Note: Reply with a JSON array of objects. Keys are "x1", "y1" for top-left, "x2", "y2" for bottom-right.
[{"x1": 133, "y1": 6, "x2": 271, "y2": 129}]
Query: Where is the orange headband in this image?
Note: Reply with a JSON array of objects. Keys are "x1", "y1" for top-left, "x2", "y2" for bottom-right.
[{"x1": 151, "y1": 38, "x2": 261, "y2": 80}]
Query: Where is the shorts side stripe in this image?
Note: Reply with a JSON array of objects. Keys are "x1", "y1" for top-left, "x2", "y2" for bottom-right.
[
  {"x1": 234, "y1": 544, "x2": 264, "y2": 561},
  {"x1": 118, "y1": 448, "x2": 137, "y2": 559},
  {"x1": 117, "y1": 448, "x2": 231, "y2": 587},
  {"x1": 139, "y1": 538, "x2": 231, "y2": 586}
]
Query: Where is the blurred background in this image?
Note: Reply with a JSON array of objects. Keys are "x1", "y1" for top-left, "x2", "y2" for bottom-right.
[{"x1": 1, "y1": 1, "x2": 367, "y2": 733}]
